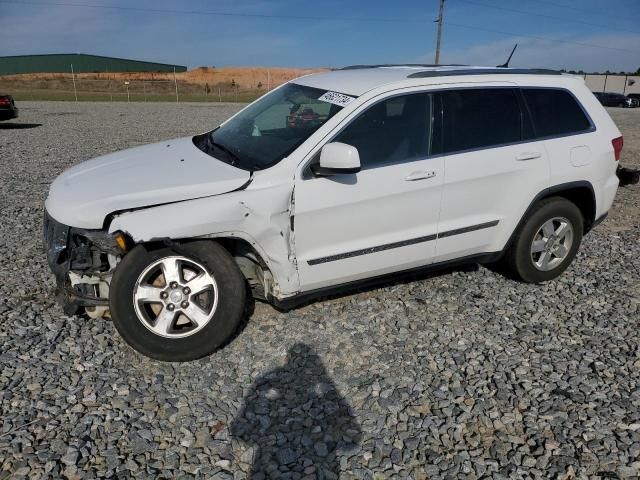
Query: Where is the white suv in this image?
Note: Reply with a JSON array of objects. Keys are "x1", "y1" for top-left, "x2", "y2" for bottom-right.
[{"x1": 44, "y1": 65, "x2": 623, "y2": 361}]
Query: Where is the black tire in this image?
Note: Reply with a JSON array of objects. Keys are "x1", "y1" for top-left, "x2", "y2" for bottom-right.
[
  {"x1": 505, "y1": 197, "x2": 584, "y2": 283},
  {"x1": 110, "y1": 241, "x2": 246, "y2": 361}
]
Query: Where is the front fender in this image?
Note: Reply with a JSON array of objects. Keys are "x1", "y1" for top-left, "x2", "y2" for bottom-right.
[{"x1": 108, "y1": 186, "x2": 299, "y2": 296}]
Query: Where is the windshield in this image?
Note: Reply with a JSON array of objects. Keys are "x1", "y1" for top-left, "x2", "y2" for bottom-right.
[{"x1": 196, "y1": 84, "x2": 347, "y2": 171}]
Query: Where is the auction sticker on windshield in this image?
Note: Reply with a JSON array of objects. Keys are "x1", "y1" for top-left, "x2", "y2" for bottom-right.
[{"x1": 318, "y1": 91, "x2": 355, "y2": 107}]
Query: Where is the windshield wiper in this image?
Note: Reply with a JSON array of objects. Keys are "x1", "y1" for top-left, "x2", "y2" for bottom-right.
[{"x1": 207, "y1": 135, "x2": 242, "y2": 166}]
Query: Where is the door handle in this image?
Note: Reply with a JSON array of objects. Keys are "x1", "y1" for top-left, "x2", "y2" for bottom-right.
[
  {"x1": 405, "y1": 170, "x2": 436, "y2": 181},
  {"x1": 516, "y1": 152, "x2": 542, "y2": 161}
]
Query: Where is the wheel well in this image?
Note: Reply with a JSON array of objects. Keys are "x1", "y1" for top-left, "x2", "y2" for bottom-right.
[
  {"x1": 214, "y1": 237, "x2": 268, "y2": 264},
  {"x1": 214, "y1": 237, "x2": 272, "y2": 298},
  {"x1": 540, "y1": 186, "x2": 596, "y2": 233},
  {"x1": 135, "y1": 237, "x2": 273, "y2": 299}
]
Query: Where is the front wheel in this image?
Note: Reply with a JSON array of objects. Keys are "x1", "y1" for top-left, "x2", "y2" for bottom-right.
[
  {"x1": 504, "y1": 197, "x2": 584, "y2": 283},
  {"x1": 110, "y1": 241, "x2": 246, "y2": 361}
]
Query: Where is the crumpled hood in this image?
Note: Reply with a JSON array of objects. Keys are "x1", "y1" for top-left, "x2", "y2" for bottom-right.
[{"x1": 45, "y1": 136, "x2": 251, "y2": 229}]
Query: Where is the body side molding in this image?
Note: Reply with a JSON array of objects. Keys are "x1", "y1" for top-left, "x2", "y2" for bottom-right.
[{"x1": 307, "y1": 220, "x2": 500, "y2": 266}]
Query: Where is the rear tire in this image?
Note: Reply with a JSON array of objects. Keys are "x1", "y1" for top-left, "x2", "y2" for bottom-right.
[
  {"x1": 110, "y1": 241, "x2": 246, "y2": 361},
  {"x1": 505, "y1": 197, "x2": 583, "y2": 283}
]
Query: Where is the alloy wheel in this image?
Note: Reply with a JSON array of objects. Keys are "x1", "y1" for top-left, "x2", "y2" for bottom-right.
[
  {"x1": 133, "y1": 256, "x2": 218, "y2": 338},
  {"x1": 530, "y1": 217, "x2": 574, "y2": 272}
]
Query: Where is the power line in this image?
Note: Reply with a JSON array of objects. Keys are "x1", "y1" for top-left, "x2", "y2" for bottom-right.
[
  {"x1": 531, "y1": 0, "x2": 634, "y2": 19},
  {"x1": 0, "y1": 0, "x2": 430, "y2": 23},
  {"x1": 443, "y1": 21, "x2": 638, "y2": 53},
  {"x1": 2, "y1": 0, "x2": 637, "y2": 55},
  {"x1": 457, "y1": 0, "x2": 640, "y2": 35}
]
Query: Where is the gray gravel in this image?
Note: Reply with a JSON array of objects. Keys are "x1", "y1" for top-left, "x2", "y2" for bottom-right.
[{"x1": 1, "y1": 102, "x2": 639, "y2": 479}]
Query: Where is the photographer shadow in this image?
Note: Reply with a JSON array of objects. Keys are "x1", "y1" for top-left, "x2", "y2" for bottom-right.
[{"x1": 230, "y1": 343, "x2": 362, "y2": 479}]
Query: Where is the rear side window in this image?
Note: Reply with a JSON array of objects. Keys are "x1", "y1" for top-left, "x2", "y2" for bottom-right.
[
  {"x1": 438, "y1": 88, "x2": 522, "y2": 154},
  {"x1": 522, "y1": 88, "x2": 592, "y2": 138}
]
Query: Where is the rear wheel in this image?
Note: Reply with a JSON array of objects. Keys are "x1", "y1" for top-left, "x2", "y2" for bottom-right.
[
  {"x1": 110, "y1": 241, "x2": 246, "y2": 361},
  {"x1": 505, "y1": 197, "x2": 584, "y2": 283}
]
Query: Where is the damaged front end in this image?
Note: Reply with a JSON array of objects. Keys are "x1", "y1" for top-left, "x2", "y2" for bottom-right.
[{"x1": 43, "y1": 210, "x2": 126, "y2": 317}]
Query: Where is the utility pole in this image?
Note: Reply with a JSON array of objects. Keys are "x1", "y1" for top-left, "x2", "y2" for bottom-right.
[
  {"x1": 434, "y1": 0, "x2": 445, "y2": 65},
  {"x1": 70, "y1": 64, "x2": 78, "y2": 102},
  {"x1": 173, "y1": 67, "x2": 179, "y2": 103}
]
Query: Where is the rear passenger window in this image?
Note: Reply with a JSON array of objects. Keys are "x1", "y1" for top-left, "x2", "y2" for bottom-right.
[
  {"x1": 523, "y1": 88, "x2": 591, "y2": 138},
  {"x1": 334, "y1": 93, "x2": 433, "y2": 168},
  {"x1": 439, "y1": 88, "x2": 522, "y2": 154}
]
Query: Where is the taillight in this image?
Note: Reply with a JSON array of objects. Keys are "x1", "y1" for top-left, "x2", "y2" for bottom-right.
[
  {"x1": 0, "y1": 97, "x2": 9, "y2": 105},
  {"x1": 612, "y1": 136, "x2": 623, "y2": 161}
]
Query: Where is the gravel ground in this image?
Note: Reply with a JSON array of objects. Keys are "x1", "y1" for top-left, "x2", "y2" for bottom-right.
[{"x1": 1, "y1": 102, "x2": 639, "y2": 479}]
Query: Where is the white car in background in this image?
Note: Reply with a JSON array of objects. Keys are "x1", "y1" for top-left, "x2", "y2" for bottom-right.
[{"x1": 44, "y1": 65, "x2": 623, "y2": 361}]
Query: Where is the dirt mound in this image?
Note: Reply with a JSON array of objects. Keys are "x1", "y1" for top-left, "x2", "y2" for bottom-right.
[{"x1": 2, "y1": 66, "x2": 329, "y2": 89}]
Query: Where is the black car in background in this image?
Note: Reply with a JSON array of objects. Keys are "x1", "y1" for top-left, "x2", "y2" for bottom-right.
[
  {"x1": 0, "y1": 94, "x2": 19, "y2": 120},
  {"x1": 593, "y1": 91, "x2": 636, "y2": 108},
  {"x1": 627, "y1": 93, "x2": 640, "y2": 107}
]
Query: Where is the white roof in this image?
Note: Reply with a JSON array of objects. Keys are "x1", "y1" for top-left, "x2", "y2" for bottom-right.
[{"x1": 293, "y1": 65, "x2": 563, "y2": 97}]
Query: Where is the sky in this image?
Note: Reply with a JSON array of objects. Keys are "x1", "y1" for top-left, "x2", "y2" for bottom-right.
[{"x1": 1, "y1": 0, "x2": 639, "y2": 72}]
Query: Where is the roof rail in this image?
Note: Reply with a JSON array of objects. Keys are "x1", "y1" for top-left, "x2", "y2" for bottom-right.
[
  {"x1": 340, "y1": 63, "x2": 467, "y2": 70},
  {"x1": 406, "y1": 68, "x2": 562, "y2": 78}
]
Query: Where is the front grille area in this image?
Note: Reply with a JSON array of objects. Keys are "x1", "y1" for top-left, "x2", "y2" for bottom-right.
[{"x1": 43, "y1": 210, "x2": 70, "y2": 269}]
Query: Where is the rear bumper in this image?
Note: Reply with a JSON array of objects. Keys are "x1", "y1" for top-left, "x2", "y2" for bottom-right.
[
  {"x1": 0, "y1": 107, "x2": 18, "y2": 120},
  {"x1": 593, "y1": 212, "x2": 608, "y2": 228},
  {"x1": 595, "y1": 173, "x2": 619, "y2": 221}
]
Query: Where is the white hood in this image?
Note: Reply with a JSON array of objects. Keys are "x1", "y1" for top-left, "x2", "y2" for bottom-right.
[{"x1": 45, "y1": 136, "x2": 251, "y2": 229}]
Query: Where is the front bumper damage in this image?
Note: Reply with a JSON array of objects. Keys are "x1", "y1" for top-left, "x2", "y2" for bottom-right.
[{"x1": 43, "y1": 210, "x2": 123, "y2": 315}]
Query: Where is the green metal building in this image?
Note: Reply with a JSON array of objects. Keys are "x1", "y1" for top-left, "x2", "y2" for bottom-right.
[{"x1": 0, "y1": 53, "x2": 187, "y2": 75}]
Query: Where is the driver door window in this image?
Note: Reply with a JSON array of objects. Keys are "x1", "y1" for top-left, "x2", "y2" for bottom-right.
[{"x1": 333, "y1": 92, "x2": 434, "y2": 168}]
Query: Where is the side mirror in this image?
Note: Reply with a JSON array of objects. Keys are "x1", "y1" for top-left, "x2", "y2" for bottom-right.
[{"x1": 311, "y1": 142, "x2": 361, "y2": 176}]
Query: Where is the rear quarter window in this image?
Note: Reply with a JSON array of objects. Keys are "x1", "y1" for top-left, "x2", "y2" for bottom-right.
[{"x1": 522, "y1": 88, "x2": 592, "y2": 138}]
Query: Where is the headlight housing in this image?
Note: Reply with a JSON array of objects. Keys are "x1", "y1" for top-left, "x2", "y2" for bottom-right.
[
  {"x1": 43, "y1": 210, "x2": 129, "y2": 274},
  {"x1": 43, "y1": 210, "x2": 70, "y2": 270}
]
